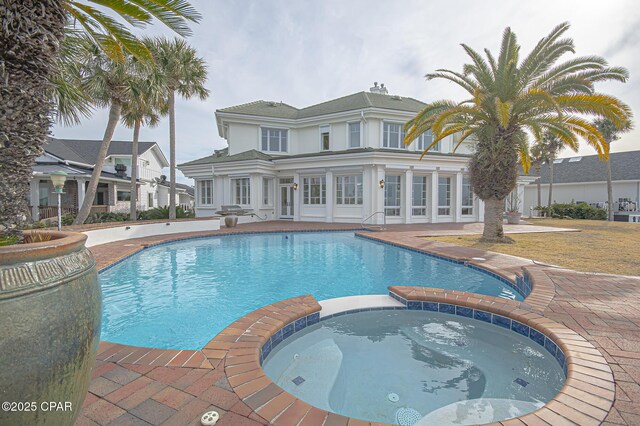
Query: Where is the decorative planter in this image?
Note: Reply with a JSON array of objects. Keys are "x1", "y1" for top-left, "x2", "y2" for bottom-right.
[
  {"x1": 224, "y1": 215, "x2": 238, "y2": 228},
  {"x1": 0, "y1": 231, "x2": 101, "y2": 425},
  {"x1": 506, "y1": 212, "x2": 522, "y2": 224}
]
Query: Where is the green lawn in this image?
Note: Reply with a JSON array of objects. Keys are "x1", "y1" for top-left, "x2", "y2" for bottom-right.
[{"x1": 427, "y1": 219, "x2": 640, "y2": 276}]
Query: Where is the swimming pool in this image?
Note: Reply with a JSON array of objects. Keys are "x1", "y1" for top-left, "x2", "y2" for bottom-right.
[
  {"x1": 99, "y1": 232, "x2": 523, "y2": 349},
  {"x1": 263, "y1": 310, "x2": 565, "y2": 425}
]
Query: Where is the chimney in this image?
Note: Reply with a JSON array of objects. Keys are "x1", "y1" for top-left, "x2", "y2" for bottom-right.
[
  {"x1": 115, "y1": 163, "x2": 127, "y2": 178},
  {"x1": 369, "y1": 81, "x2": 388, "y2": 94}
]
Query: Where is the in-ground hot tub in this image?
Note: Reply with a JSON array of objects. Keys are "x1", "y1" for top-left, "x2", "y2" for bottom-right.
[{"x1": 262, "y1": 309, "x2": 565, "y2": 425}]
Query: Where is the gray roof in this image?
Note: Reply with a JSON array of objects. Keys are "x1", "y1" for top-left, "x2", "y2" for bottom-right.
[
  {"x1": 45, "y1": 138, "x2": 157, "y2": 166},
  {"x1": 217, "y1": 91, "x2": 427, "y2": 119},
  {"x1": 32, "y1": 163, "x2": 130, "y2": 182},
  {"x1": 158, "y1": 180, "x2": 195, "y2": 196},
  {"x1": 180, "y1": 147, "x2": 470, "y2": 167},
  {"x1": 531, "y1": 150, "x2": 640, "y2": 184},
  {"x1": 179, "y1": 148, "x2": 274, "y2": 166}
]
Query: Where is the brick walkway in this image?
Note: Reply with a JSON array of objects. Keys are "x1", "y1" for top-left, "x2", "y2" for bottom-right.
[{"x1": 77, "y1": 221, "x2": 640, "y2": 425}]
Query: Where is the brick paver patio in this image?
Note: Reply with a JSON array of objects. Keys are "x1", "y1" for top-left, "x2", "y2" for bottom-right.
[{"x1": 76, "y1": 221, "x2": 640, "y2": 425}]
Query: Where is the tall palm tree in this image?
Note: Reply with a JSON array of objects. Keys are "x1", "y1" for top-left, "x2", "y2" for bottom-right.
[
  {"x1": 120, "y1": 73, "x2": 164, "y2": 221},
  {"x1": 404, "y1": 22, "x2": 631, "y2": 242},
  {"x1": 72, "y1": 41, "x2": 137, "y2": 225},
  {"x1": 543, "y1": 133, "x2": 564, "y2": 208},
  {"x1": 145, "y1": 37, "x2": 209, "y2": 219},
  {"x1": 594, "y1": 118, "x2": 634, "y2": 220},
  {"x1": 529, "y1": 143, "x2": 548, "y2": 210},
  {"x1": 1, "y1": 0, "x2": 199, "y2": 238}
]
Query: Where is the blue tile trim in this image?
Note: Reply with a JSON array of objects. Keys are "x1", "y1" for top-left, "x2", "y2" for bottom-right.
[{"x1": 455, "y1": 306, "x2": 473, "y2": 318}]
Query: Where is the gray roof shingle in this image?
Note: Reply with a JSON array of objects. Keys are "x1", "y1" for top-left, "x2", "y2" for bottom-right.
[
  {"x1": 216, "y1": 91, "x2": 426, "y2": 119},
  {"x1": 45, "y1": 138, "x2": 157, "y2": 166},
  {"x1": 531, "y1": 150, "x2": 640, "y2": 183},
  {"x1": 179, "y1": 148, "x2": 273, "y2": 166}
]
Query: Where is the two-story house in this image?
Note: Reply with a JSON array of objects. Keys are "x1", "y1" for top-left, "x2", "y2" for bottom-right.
[
  {"x1": 179, "y1": 84, "x2": 529, "y2": 225},
  {"x1": 30, "y1": 138, "x2": 193, "y2": 220}
]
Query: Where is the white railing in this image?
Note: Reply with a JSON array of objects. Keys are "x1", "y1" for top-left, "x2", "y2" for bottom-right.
[{"x1": 361, "y1": 211, "x2": 386, "y2": 230}]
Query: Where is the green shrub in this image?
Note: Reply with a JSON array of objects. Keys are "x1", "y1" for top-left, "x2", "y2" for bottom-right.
[
  {"x1": 535, "y1": 203, "x2": 606, "y2": 220},
  {"x1": 138, "y1": 206, "x2": 195, "y2": 220},
  {"x1": 86, "y1": 211, "x2": 130, "y2": 224}
]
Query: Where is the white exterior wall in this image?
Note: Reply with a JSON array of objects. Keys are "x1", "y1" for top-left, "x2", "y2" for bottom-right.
[{"x1": 523, "y1": 180, "x2": 640, "y2": 214}]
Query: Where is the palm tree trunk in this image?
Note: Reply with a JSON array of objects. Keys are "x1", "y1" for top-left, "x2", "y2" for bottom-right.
[
  {"x1": 547, "y1": 158, "x2": 554, "y2": 208},
  {"x1": 168, "y1": 90, "x2": 177, "y2": 219},
  {"x1": 606, "y1": 157, "x2": 614, "y2": 221},
  {"x1": 130, "y1": 120, "x2": 141, "y2": 221},
  {"x1": 535, "y1": 164, "x2": 541, "y2": 212},
  {"x1": 0, "y1": 1, "x2": 66, "y2": 238},
  {"x1": 481, "y1": 197, "x2": 510, "y2": 242},
  {"x1": 74, "y1": 101, "x2": 122, "y2": 224}
]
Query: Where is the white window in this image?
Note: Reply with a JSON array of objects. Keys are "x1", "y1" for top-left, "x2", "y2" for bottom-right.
[
  {"x1": 233, "y1": 178, "x2": 250, "y2": 205},
  {"x1": 336, "y1": 175, "x2": 363, "y2": 205},
  {"x1": 384, "y1": 175, "x2": 401, "y2": 216},
  {"x1": 383, "y1": 122, "x2": 406, "y2": 149},
  {"x1": 148, "y1": 192, "x2": 153, "y2": 207},
  {"x1": 412, "y1": 176, "x2": 427, "y2": 216},
  {"x1": 38, "y1": 180, "x2": 50, "y2": 206},
  {"x1": 438, "y1": 176, "x2": 451, "y2": 215},
  {"x1": 415, "y1": 130, "x2": 440, "y2": 152},
  {"x1": 348, "y1": 122, "x2": 361, "y2": 148},
  {"x1": 116, "y1": 191, "x2": 131, "y2": 202},
  {"x1": 261, "y1": 127, "x2": 288, "y2": 152},
  {"x1": 320, "y1": 125, "x2": 330, "y2": 151},
  {"x1": 262, "y1": 177, "x2": 273, "y2": 206},
  {"x1": 198, "y1": 180, "x2": 213, "y2": 205},
  {"x1": 303, "y1": 176, "x2": 326, "y2": 205},
  {"x1": 462, "y1": 176, "x2": 474, "y2": 215}
]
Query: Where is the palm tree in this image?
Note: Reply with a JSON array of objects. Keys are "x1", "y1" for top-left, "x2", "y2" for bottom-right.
[
  {"x1": 594, "y1": 118, "x2": 634, "y2": 220},
  {"x1": 1, "y1": 0, "x2": 199, "y2": 238},
  {"x1": 529, "y1": 143, "x2": 548, "y2": 210},
  {"x1": 404, "y1": 22, "x2": 631, "y2": 242},
  {"x1": 144, "y1": 37, "x2": 209, "y2": 219},
  {"x1": 72, "y1": 41, "x2": 137, "y2": 225},
  {"x1": 120, "y1": 71, "x2": 165, "y2": 221},
  {"x1": 543, "y1": 133, "x2": 564, "y2": 208}
]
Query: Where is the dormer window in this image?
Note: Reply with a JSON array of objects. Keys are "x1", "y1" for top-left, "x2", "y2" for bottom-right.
[
  {"x1": 261, "y1": 127, "x2": 288, "y2": 152},
  {"x1": 320, "y1": 125, "x2": 330, "y2": 151},
  {"x1": 415, "y1": 130, "x2": 440, "y2": 152},
  {"x1": 383, "y1": 122, "x2": 406, "y2": 149}
]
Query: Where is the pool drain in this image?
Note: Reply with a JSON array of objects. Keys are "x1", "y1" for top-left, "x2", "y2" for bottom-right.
[
  {"x1": 396, "y1": 407, "x2": 422, "y2": 426},
  {"x1": 388, "y1": 392, "x2": 399, "y2": 402},
  {"x1": 200, "y1": 410, "x2": 219, "y2": 426}
]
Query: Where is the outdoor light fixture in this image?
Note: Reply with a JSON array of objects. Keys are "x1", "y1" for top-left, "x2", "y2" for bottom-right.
[
  {"x1": 293, "y1": 182, "x2": 299, "y2": 190},
  {"x1": 379, "y1": 179, "x2": 385, "y2": 189},
  {"x1": 50, "y1": 171, "x2": 68, "y2": 231}
]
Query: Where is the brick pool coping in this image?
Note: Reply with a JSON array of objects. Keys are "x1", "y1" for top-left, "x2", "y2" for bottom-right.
[{"x1": 78, "y1": 222, "x2": 637, "y2": 425}]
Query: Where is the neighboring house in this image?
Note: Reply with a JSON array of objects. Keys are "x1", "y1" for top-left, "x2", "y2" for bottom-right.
[
  {"x1": 156, "y1": 180, "x2": 196, "y2": 211},
  {"x1": 179, "y1": 84, "x2": 532, "y2": 224},
  {"x1": 30, "y1": 137, "x2": 176, "y2": 220},
  {"x1": 523, "y1": 150, "x2": 640, "y2": 214}
]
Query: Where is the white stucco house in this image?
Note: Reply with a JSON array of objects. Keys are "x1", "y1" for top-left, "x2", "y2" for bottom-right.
[
  {"x1": 31, "y1": 138, "x2": 194, "y2": 220},
  {"x1": 523, "y1": 150, "x2": 640, "y2": 216},
  {"x1": 179, "y1": 84, "x2": 531, "y2": 225}
]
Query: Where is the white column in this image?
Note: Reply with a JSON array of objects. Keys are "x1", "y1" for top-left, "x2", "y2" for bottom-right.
[
  {"x1": 404, "y1": 169, "x2": 413, "y2": 224},
  {"x1": 376, "y1": 166, "x2": 385, "y2": 224},
  {"x1": 455, "y1": 172, "x2": 463, "y2": 222},
  {"x1": 478, "y1": 199, "x2": 485, "y2": 222},
  {"x1": 293, "y1": 172, "x2": 301, "y2": 221},
  {"x1": 431, "y1": 170, "x2": 439, "y2": 223},
  {"x1": 77, "y1": 178, "x2": 86, "y2": 210},
  {"x1": 29, "y1": 179, "x2": 40, "y2": 221},
  {"x1": 325, "y1": 170, "x2": 334, "y2": 223},
  {"x1": 250, "y1": 174, "x2": 260, "y2": 211},
  {"x1": 223, "y1": 176, "x2": 231, "y2": 205}
]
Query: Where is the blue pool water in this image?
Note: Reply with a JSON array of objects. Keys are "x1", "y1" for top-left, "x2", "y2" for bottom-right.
[{"x1": 99, "y1": 232, "x2": 522, "y2": 349}]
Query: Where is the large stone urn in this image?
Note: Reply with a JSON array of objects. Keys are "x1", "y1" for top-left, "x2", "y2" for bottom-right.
[{"x1": 0, "y1": 231, "x2": 101, "y2": 425}]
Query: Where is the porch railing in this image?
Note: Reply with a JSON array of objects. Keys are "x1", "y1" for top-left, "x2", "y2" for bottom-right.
[{"x1": 35, "y1": 205, "x2": 110, "y2": 220}]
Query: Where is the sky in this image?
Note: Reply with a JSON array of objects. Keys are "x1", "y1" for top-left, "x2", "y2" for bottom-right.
[{"x1": 53, "y1": 0, "x2": 640, "y2": 184}]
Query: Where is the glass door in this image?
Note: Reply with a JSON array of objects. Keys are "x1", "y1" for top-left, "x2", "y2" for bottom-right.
[{"x1": 279, "y1": 182, "x2": 294, "y2": 219}]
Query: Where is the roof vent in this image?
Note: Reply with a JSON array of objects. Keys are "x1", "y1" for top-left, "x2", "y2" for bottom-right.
[
  {"x1": 568, "y1": 156, "x2": 582, "y2": 162},
  {"x1": 114, "y1": 163, "x2": 127, "y2": 178},
  {"x1": 370, "y1": 82, "x2": 389, "y2": 95},
  {"x1": 267, "y1": 101, "x2": 278, "y2": 107},
  {"x1": 391, "y1": 95, "x2": 402, "y2": 100}
]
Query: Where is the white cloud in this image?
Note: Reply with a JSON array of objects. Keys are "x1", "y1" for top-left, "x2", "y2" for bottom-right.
[{"x1": 53, "y1": 0, "x2": 640, "y2": 182}]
